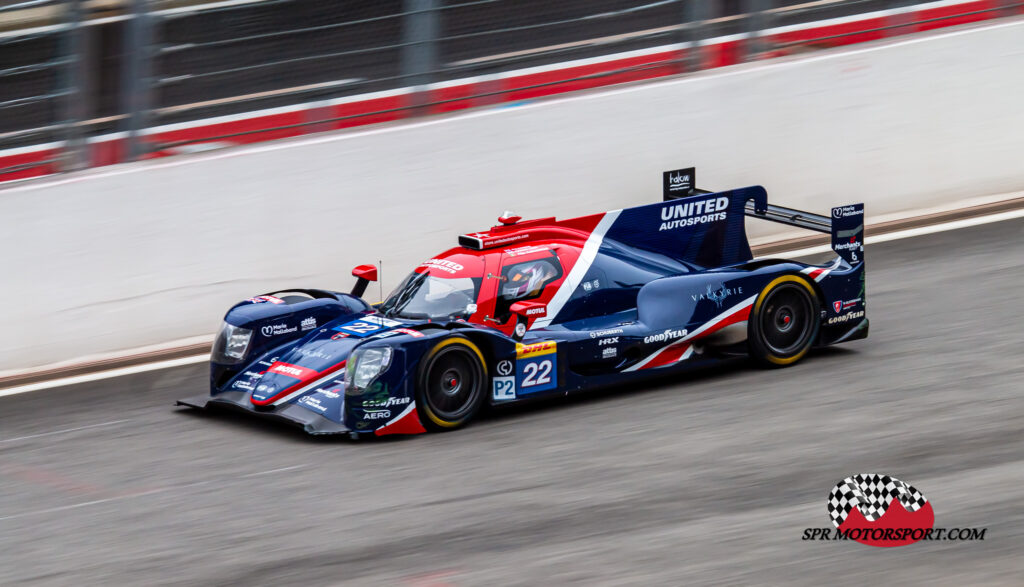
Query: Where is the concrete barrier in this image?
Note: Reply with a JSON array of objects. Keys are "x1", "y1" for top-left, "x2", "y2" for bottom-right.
[{"x1": 4, "y1": 19, "x2": 1024, "y2": 373}]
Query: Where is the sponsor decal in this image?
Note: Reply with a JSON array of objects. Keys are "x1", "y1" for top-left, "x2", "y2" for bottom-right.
[
  {"x1": 827, "y1": 310, "x2": 865, "y2": 325},
  {"x1": 503, "y1": 244, "x2": 549, "y2": 258},
  {"x1": 268, "y1": 362, "x2": 317, "y2": 380},
  {"x1": 659, "y1": 197, "x2": 729, "y2": 232},
  {"x1": 247, "y1": 295, "x2": 285, "y2": 305},
  {"x1": 515, "y1": 341, "x2": 557, "y2": 394},
  {"x1": 318, "y1": 389, "x2": 340, "y2": 399},
  {"x1": 492, "y1": 376, "x2": 516, "y2": 400},
  {"x1": 256, "y1": 384, "x2": 270, "y2": 393},
  {"x1": 363, "y1": 409, "x2": 391, "y2": 420},
  {"x1": 666, "y1": 170, "x2": 692, "y2": 193},
  {"x1": 485, "y1": 233, "x2": 529, "y2": 246},
  {"x1": 362, "y1": 396, "x2": 411, "y2": 408},
  {"x1": 833, "y1": 298, "x2": 861, "y2": 313},
  {"x1": 802, "y1": 473, "x2": 986, "y2": 547},
  {"x1": 394, "y1": 327, "x2": 424, "y2": 338},
  {"x1": 589, "y1": 328, "x2": 624, "y2": 339},
  {"x1": 331, "y1": 332, "x2": 350, "y2": 340},
  {"x1": 602, "y1": 347, "x2": 617, "y2": 359},
  {"x1": 525, "y1": 306, "x2": 546, "y2": 316},
  {"x1": 598, "y1": 337, "x2": 618, "y2": 346},
  {"x1": 496, "y1": 359, "x2": 513, "y2": 376},
  {"x1": 691, "y1": 284, "x2": 743, "y2": 309},
  {"x1": 231, "y1": 370, "x2": 264, "y2": 391},
  {"x1": 261, "y1": 323, "x2": 297, "y2": 337},
  {"x1": 300, "y1": 317, "x2": 316, "y2": 331},
  {"x1": 298, "y1": 396, "x2": 327, "y2": 412},
  {"x1": 581, "y1": 278, "x2": 601, "y2": 292},
  {"x1": 514, "y1": 323, "x2": 527, "y2": 338},
  {"x1": 516, "y1": 341, "x2": 557, "y2": 359},
  {"x1": 832, "y1": 205, "x2": 864, "y2": 219},
  {"x1": 644, "y1": 328, "x2": 687, "y2": 344},
  {"x1": 834, "y1": 239, "x2": 861, "y2": 251},
  {"x1": 296, "y1": 348, "x2": 330, "y2": 360},
  {"x1": 421, "y1": 258, "x2": 465, "y2": 274},
  {"x1": 232, "y1": 379, "x2": 254, "y2": 391}
]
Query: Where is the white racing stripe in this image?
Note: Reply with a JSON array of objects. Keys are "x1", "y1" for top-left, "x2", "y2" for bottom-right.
[
  {"x1": 0, "y1": 355, "x2": 209, "y2": 397},
  {"x1": 0, "y1": 206, "x2": 1022, "y2": 398},
  {"x1": 530, "y1": 210, "x2": 622, "y2": 329},
  {"x1": 270, "y1": 365, "x2": 346, "y2": 406},
  {"x1": 625, "y1": 294, "x2": 757, "y2": 372}
]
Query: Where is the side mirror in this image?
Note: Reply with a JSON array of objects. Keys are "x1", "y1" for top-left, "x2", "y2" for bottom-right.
[
  {"x1": 351, "y1": 264, "x2": 378, "y2": 298},
  {"x1": 509, "y1": 301, "x2": 546, "y2": 340}
]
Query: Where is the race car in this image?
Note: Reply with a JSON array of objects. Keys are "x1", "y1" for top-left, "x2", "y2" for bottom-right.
[{"x1": 177, "y1": 167, "x2": 867, "y2": 437}]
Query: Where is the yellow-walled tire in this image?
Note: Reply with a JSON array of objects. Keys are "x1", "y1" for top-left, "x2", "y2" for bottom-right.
[
  {"x1": 416, "y1": 337, "x2": 488, "y2": 431},
  {"x1": 747, "y1": 275, "x2": 820, "y2": 368}
]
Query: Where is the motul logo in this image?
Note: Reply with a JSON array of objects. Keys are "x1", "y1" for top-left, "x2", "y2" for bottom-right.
[{"x1": 268, "y1": 362, "x2": 316, "y2": 379}]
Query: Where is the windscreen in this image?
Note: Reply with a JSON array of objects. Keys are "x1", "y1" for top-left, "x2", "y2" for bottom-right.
[{"x1": 379, "y1": 270, "x2": 481, "y2": 320}]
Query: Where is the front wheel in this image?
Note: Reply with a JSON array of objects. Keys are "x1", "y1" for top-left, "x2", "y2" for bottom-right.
[
  {"x1": 747, "y1": 275, "x2": 820, "y2": 367},
  {"x1": 416, "y1": 337, "x2": 487, "y2": 431}
]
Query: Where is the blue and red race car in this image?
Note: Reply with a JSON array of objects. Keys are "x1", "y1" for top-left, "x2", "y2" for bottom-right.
[{"x1": 177, "y1": 168, "x2": 868, "y2": 437}]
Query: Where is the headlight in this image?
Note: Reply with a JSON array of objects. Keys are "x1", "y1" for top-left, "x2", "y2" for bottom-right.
[
  {"x1": 345, "y1": 346, "x2": 393, "y2": 391},
  {"x1": 211, "y1": 322, "x2": 253, "y2": 364}
]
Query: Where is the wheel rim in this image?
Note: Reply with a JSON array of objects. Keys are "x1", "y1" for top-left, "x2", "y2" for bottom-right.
[
  {"x1": 759, "y1": 283, "x2": 815, "y2": 356},
  {"x1": 424, "y1": 346, "x2": 483, "y2": 421}
]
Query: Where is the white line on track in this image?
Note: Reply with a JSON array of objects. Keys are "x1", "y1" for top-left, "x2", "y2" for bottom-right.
[
  {"x1": 0, "y1": 206, "x2": 1022, "y2": 399},
  {"x1": 0, "y1": 420, "x2": 130, "y2": 444},
  {"x1": 0, "y1": 354, "x2": 209, "y2": 398}
]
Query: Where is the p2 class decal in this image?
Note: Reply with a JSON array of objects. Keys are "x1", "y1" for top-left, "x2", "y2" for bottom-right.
[
  {"x1": 333, "y1": 315, "x2": 403, "y2": 338},
  {"x1": 492, "y1": 376, "x2": 516, "y2": 401},
  {"x1": 514, "y1": 341, "x2": 557, "y2": 394},
  {"x1": 828, "y1": 473, "x2": 934, "y2": 547}
]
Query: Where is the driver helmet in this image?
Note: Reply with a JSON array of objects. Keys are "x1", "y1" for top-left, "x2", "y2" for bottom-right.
[{"x1": 502, "y1": 261, "x2": 555, "y2": 299}]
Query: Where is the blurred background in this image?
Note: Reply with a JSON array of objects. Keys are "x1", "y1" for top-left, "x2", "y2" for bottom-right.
[{"x1": 2, "y1": 0, "x2": 1021, "y2": 181}]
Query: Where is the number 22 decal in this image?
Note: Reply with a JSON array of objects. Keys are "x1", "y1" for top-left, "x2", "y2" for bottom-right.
[
  {"x1": 521, "y1": 360, "x2": 552, "y2": 387},
  {"x1": 344, "y1": 321, "x2": 379, "y2": 333}
]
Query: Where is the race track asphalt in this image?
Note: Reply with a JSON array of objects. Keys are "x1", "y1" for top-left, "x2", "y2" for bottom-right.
[{"x1": 2, "y1": 217, "x2": 1022, "y2": 585}]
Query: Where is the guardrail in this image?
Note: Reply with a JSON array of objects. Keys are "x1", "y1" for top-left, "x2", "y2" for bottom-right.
[{"x1": 1, "y1": 0, "x2": 1022, "y2": 183}]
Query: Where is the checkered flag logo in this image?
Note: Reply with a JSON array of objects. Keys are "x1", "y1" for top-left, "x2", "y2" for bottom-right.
[{"x1": 827, "y1": 473, "x2": 929, "y2": 528}]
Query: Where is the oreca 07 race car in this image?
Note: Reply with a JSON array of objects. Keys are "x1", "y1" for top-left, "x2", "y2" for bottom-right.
[{"x1": 177, "y1": 167, "x2": 867, "y2": 437}]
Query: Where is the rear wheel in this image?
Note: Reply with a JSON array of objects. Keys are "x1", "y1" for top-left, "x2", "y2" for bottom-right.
[
  {"x1": 416, "y1": 337, "x2": 487, "y2": 431},
  {"x1": 748, "y1": 275, "x2": 819, "y2": 367}
]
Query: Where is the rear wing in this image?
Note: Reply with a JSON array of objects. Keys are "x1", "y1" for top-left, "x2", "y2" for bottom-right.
[{"x1": 662, "y1": 167, "x2": 864, "y2": 264}]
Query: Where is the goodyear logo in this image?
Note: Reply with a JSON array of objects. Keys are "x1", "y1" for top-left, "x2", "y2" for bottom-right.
[{"x1": 516, "y1": 341, "x2": 556, "y2": 359}]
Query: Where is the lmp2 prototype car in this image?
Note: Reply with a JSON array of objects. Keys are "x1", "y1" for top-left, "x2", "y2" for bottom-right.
[{"x1": 177, "y1": 167, "x2": 867, "y2": 437}]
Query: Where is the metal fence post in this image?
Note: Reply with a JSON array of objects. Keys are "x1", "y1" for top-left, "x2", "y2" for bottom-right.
[
  {"x1": 400, "y1": 0, "x2": 440, "y2": 115},
  {"x1": 60, "y1": 0, "x2": 88, "y2": 172},
  {"x1": 742, "y1": 0, "x2": 773, "y2": 62},
  {"x1": 122, "y1": 0, "x2": 154, "y2": 161},
  {"x1": 681, "y1": 0, "x2": 711, "y2": 73},
  {"x1": 885, "y1": 0, "x2": 919, "y2": 39}
]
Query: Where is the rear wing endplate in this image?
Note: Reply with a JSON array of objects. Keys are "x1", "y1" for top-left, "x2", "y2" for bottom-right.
[{"x1": 662, "y1": 167, "x2": 864, "y2": 264}]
